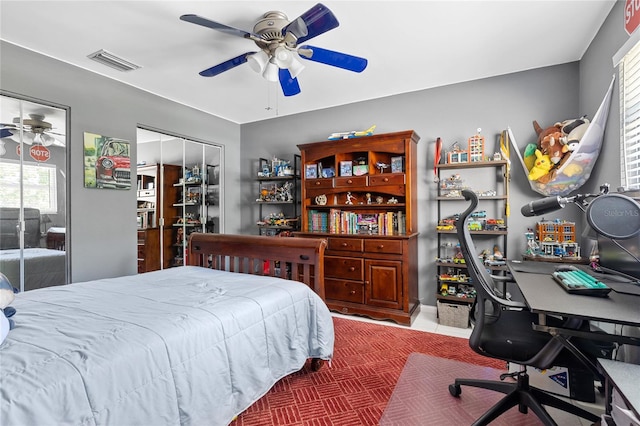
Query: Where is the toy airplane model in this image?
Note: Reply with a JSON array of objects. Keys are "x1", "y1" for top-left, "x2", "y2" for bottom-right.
[{"x1": 328, "y1": 125, "x2": 376, "y2": 140}]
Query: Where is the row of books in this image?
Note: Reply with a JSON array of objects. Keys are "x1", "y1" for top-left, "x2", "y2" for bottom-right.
[{"x1": 307, "y1": 209, "x2": 406, "y2": 235}]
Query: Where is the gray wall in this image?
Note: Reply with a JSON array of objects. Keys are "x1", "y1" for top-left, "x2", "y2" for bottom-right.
[
  {"x1": 1, "y1": 2, "x2": 631, "y2": 303},
  {"x1": 1, "y1": 41, "x2": 242, "y2": 283},
  {"x1": 241, "y1": 2, "x2": 633, "y2": 307},
  {"x1": 241, "y1": 63, "x2": 583, "y2": 306}
]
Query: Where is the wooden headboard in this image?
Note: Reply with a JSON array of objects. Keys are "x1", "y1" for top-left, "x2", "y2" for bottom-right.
[{"x1": 188, "y1": 233, "x2": 327, "y2": 299}]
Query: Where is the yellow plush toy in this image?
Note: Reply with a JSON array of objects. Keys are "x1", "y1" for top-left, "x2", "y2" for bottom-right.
[{"x1": 528, "y1": 149, "x2": 552, "y2": 181}]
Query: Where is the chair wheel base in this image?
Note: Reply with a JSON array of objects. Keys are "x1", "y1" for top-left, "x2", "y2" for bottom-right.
[{"x1": 449, "y1": 383, "x2": 461, "y2": 397}]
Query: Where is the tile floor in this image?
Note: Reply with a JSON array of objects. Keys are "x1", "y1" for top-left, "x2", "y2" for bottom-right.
[
  {"x1": 332, "y1": 305, "x2": 606, "y2": 426},
  {"x1": 332, "y1": 303, "x2": 472, "y2": 337}
]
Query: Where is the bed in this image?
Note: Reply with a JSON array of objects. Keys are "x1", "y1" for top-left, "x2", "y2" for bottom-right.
[
  {"x1": 0, "y1": 233, "x2": 333, "y2": 426},
  {"x1": 0, "y1": 247, "x2": 66, "y2": 291}
]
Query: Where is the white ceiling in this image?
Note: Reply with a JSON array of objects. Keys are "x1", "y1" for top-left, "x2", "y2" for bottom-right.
[{"x1": 0, "y1": 1, "x2": 616, "y2": 125}]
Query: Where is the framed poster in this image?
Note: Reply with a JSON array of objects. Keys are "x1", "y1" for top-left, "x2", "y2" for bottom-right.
[
  {"x1": 83, "y1": 132, "x2": 131, "y2": 189},
  {"x1": 305, "y1": 163, "x2": 318, "y2": 179},
  {"x1": 391, "y1": 156, "x2": 404, "y2": 173},
  {"x1": 339, "y1": 160, "x2": 353, "y2": 177}
]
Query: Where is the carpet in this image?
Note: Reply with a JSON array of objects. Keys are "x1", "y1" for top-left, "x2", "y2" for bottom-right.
[
  {"x1": 379, "y1": 353, "x2": 590, "y2": 426},
  {"x1": 232, "y1": 316, "x2": 505, "y2": 426}
]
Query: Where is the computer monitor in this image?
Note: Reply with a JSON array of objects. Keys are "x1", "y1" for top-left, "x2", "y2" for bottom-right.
[
  {"x1": 598, "y1": 235, "x2": 640, "y2": 280},
  {"x1": 596, "y1": 189, "x2": 640, "y2": 280}
]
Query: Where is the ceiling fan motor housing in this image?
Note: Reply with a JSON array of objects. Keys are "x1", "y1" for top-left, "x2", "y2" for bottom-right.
[{"x1": 253, "y1": 11, "x2": 289, "y2": 49}]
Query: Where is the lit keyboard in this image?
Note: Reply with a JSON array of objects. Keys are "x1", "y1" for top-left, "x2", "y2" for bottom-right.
[{"x1": 552, "y1": 266, "x2": 611, "y2": 297}]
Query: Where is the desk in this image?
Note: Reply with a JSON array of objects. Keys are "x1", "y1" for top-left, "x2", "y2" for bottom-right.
[
  {"x1": 508, "y1": 260, "x2": 640, "y2": 330},
  {"x1": 598, "y1": 358, "x2": 640, "y2": 423},
  {"x1": 508, "y1": 260, "x2": 640, "y2": 375}
]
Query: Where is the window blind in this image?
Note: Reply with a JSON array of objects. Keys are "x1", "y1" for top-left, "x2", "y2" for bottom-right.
[{"x1": 620, "y1": 40, "x2": 640, "y2": 189}]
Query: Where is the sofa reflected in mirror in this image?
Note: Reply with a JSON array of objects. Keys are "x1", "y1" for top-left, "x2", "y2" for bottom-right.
[{"x1": 0, "y1": 207, "x2": 66, "y2": 291}]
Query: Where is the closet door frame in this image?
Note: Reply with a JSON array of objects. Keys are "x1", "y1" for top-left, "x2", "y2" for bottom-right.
[
  {"x1": 0, "y1": 90, "x2": 71, "y2": 292},
  {"x1": 136, "y1": 125, "x2": 224, "y2": 269}
]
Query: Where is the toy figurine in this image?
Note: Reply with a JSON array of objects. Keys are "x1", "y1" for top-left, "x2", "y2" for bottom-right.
[
  {"x1": 345, "y1": 192, "x2": 355, "y2": 205},
  {"x1": 366, "y1": 193, "x2": 372, "y2": 204}
]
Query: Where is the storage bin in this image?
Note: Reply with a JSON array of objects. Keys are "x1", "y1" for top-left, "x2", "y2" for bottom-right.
[{"x1": 437, "y1": 300, "x2": 471, "y2": 328}]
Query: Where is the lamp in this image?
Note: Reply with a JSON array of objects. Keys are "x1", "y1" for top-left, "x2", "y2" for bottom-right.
[
  {"x1": 262, "y1": 59, "x2": 280, "y2": 82},
  {"x1": 249, "y1": 47, "x2": 306, "y2": 82},
  {"x1": 10, "y1": 132, "x2": 35, "y2": 145},
  {"x1": 247, "y1": 50, "x2": 270, "y2": 74}
]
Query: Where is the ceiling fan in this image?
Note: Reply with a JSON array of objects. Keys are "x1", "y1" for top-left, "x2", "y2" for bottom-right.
[
  {"x1": 0, "y1": 114, "x2": 65, "y2": 147},
  {"x1": 180, "y1": 3, "x2": 368, "y2": 96}
]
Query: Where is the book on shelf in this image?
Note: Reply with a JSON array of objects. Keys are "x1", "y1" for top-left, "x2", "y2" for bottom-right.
[{"x1": 307, "y1": 208, "x2": 406, "y2": 235}]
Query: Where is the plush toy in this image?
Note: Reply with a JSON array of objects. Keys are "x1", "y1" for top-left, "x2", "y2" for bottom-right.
[
  {"x1": 528, "y1": 149, "x2": 553, "y2": 181},
  {"x1": 523, "y1": 143, "x2": 538, "y2": 171},
  {"x1": 532, "y1": 120, "x2": 562, "y2": 148},
  {"x1": 0, "y1": 272, "x2": 18, "y2": 345},
  {"x1": 540, "y1": 130, "x2": 565, "y2": 164},
  {"x1": 558, "y1": 116, "x2": 590, "y2": 152}
]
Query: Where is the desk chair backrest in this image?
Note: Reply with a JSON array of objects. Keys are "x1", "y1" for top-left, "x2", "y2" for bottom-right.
[{"x1": 456, "y1": 189, "x2": 579, "y2": 369}]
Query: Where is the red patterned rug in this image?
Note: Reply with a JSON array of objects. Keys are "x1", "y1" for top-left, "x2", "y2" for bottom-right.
[{"x1": 232, "y1": 316, "x2": 505, "y2": 426}]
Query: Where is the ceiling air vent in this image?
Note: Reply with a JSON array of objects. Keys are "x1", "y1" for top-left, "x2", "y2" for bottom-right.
[{"x1": 87, "y1": 49, "x2": 141, "y2": 72}]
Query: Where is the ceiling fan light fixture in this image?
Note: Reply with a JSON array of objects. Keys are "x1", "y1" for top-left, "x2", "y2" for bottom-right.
[
  {"x1": 87, "y1": 49, "x2": 141, "y2": 72},
  {"x1": 273, "y1": 46, "x2": 304, "y2": 78},
  {"x1": 247, "y1": 50, "x2": 270, "y2": 74},
  {"x1": 39, "y1": 133, "x2": 57, "y2": 147},
  {"x1": 263, "y1": 60, "x2": 280, "y2": 82},
  {"x1": 11, "y1": 132, "x2": 35, "y2": 145},
  {"x1": 287, "y1": 51, "x2": 305, "y2": 78}
]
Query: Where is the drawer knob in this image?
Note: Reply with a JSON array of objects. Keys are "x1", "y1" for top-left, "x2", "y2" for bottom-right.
[
  {"x1": 349, "y1": 266, "x2": 355, "y2": 272},
  {"x1": 377, "y1": 244, "x2": 384, "y2": 249},
  {"x1": 350, "y1": 290, "x2": 356, "y2": 294},
  {"x1": 383, "y1": 177, "x2": 389, "y2": 182},
  {"x1": 341, "y1": 242, "x2": 348, "y2": 247},
  {"x1": 315, "y1": 181, "x2": 321, "y2": 186},
  {"x1": 347, "y1": 179, "x2": 353, "y2": 184}
]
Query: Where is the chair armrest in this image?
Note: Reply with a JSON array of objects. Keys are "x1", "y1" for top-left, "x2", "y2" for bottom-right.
[{"x1": 490, "y1": 274, "x2": 514, "y2": 283}]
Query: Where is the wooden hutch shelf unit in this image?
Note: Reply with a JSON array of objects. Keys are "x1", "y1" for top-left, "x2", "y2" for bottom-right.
[{"x1": 295, "y1": 130, "x2": 420, "y2": 325}]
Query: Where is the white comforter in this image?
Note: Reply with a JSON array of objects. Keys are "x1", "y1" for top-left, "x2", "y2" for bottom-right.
[{"x1": 0, "y1": 266, "x2": 334, "y2": 425}]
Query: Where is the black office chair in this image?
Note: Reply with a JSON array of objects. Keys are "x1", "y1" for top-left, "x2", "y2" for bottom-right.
[{"x1": 448, "y1": 189, "x2": 604, "y2": 426}]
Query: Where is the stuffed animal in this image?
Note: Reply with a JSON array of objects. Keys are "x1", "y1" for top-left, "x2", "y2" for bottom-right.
[
  {"x1": 532, "y1": 120, "x2": 562, "y2": 148},
  {"x1": 528, "y1": 149, "x2": 553, "y2": 181},
  {"x1": 523, "y1": 143, "x2": 538, "y2": 171},
  {"x1": 540, "y1": 131, "x2": 565, "y2": 164},
  {"x1": 0, "y1": 272, "x2": 18, "y2": 345},
  {"x1": 558, "y1": 116, "x2": 590, "y2": 152}
]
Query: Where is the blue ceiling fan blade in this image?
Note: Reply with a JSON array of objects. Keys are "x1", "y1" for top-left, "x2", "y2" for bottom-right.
[
  {"x1": 1, "y1": 128, "x2": 14, "y2": 138},
  {"x1": 279, "y1": 68, "x2": 301, "y2": 96},
  {"x1": 283, "y1": 3, "x2": 339, "y2": 44},
  {"x1": 180, "y1": 14, "x2": 261, "y2": 41},
  {"x1": 298, "y1": 45, "x2": 368, "y2": 73},
  {"x1": 199, "y1": 52, "x2": 256, "y2": 77}
]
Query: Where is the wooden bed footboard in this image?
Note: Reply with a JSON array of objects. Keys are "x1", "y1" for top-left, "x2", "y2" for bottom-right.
[{"x1": 188, "y1": 233, "x2": 327, "y2": 299}]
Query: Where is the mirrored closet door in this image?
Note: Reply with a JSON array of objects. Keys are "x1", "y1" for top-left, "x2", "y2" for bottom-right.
[
  {"x1": 136, "y1": 127, "x2": 223, "y2": 273},
  {"x1": 0, "y1": 93, "x2": 69, "y2": 292}
]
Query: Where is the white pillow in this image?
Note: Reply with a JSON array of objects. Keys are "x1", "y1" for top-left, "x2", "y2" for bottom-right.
[{"x1": 0, "y1": 312, "x2": 9, "y2": 345}]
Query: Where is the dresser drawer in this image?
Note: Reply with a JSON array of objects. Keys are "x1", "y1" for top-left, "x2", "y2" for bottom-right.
[
  {"x1": 368, "y1": 173, "x2": 405, "y2": 186},
  {"x1": 325, "y1": 279, "x2": 364, "y2": 303},
  {"x1": 305, "y1": 178, "x2": 334, "y2": 190},
  {"x1": 325, "y1": 256, "x2": 363, "y2": 280},
  {"x1": 364, "y1": 239, "x2": 403, "y2": 255},
  {"x1": 334, "y1": 176, "x2": 367, "y2": 188},
  {"x1": 328, "y1": 237, "x2": 363, "y2": 252}
]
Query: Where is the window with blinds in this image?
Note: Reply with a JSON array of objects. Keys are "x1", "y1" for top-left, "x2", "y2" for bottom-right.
[{"x1": 620, "y1": 40, "x2": 640, "y2": 190}]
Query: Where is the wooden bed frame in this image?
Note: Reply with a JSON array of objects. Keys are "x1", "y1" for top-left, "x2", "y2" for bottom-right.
[{"x1": 188, "y1": 233, "x2": 327, "y2": 300}]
